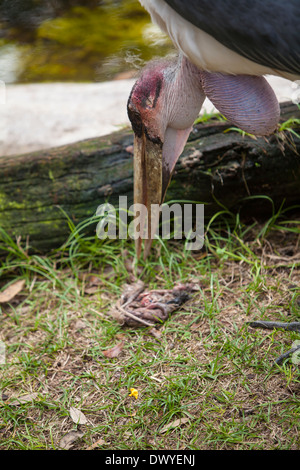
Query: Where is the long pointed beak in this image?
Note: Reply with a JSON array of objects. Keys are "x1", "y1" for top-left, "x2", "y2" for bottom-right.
[
  {"x1": 133, "y1": 132, "x2": 163, "y2": 259},
  {"x1": 133, "y1": 127, "x2": 192, "y2": 259}
]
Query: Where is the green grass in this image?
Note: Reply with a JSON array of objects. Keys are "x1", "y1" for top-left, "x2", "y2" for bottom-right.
[
  {"x1": 195, "y1": 106, "x2": 300, "y2": 142},
  {"x1": 0, "y1": 204, "x2": 299, "y2": 450}
]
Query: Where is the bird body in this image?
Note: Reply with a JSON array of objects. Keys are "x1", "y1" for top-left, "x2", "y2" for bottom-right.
[
  {"x1": 128, "y1": 0, "x2": 300, "y2": 258},
  {"x1": 140, "y1": 0, "x2": 300, "y2": 80}
]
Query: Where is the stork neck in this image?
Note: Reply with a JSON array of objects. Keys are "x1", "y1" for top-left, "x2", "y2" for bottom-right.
[
  {"x1": 164, "y1": 54, "x2": 205, "y2": 131},
  {"x1": 177, "y1": 54, "x2": 201, "y2": 78}
]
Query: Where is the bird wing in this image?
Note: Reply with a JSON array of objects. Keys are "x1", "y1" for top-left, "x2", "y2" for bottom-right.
[{"x1": 163, "y1": 0, "x2": 300, "y2": 76}]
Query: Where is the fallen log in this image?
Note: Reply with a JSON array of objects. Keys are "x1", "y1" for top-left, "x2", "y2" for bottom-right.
[{"x1": 0, "y1": 101, "x2": 299, "y2": 252}]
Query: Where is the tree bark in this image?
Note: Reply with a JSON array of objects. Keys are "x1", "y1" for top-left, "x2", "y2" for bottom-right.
[{"x1": 0, "y1": 101, "x2": 299, "y2": 252}]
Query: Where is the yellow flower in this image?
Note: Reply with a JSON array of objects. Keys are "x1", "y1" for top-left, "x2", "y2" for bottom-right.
[{"x1": 129, "y1": 388, "x2": 138, "y2": 399}]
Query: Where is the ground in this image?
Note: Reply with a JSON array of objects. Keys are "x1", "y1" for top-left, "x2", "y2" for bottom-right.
[{"x1": 0, "y1": 209, "x2": 299, "y2": 450}]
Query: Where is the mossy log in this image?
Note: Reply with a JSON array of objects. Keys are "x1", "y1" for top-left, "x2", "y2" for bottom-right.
[{"x1": 0, "y1": 101, "x2": 299, "y2": 253}]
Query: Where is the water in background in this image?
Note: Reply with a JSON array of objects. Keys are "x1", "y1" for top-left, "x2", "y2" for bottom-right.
[{"x1": 0, "y1": 0, "x2": 173, "y2": 83}]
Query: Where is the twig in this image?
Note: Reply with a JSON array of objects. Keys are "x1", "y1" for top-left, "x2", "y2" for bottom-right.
[
  {"x1": 116, "y1": 302, "x2": 154, "y2": 327},
  {"x1": 275, "y1": 344, "x2": 300, "y2": 365},
  {"x1": 247, "y1": 321, "x2": 300, "y2": 332}
]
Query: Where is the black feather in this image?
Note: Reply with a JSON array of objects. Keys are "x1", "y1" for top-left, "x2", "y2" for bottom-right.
[{"x1": 164, "y1": 0, "x2": 300, "y2": 75}]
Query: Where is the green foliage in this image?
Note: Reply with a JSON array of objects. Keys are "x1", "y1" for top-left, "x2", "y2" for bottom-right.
[
  {"x1": 279, "y1": 117, "x2": 300, "y2": 140},
  {"x1": 6, "y1": 0, "x2": 172, "y2": 82}
]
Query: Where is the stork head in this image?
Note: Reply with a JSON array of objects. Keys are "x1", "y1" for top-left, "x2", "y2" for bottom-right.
[{"x1": 127, "y1": 57, "x2": 205, "y2": 258}]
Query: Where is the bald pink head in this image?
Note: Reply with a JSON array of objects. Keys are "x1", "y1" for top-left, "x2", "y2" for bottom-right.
[
  {"x1": 128, "y1": 55, "x2": 280, "y2": 147},
  {"x1": 127, "y1": 61, "x2": 167, "y2": 145}
]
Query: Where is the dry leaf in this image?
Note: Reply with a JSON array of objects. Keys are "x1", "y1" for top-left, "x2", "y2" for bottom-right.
[
  {"x1": 84, "y1": 286, "x2": 99, "y2": 295},
  {"x1": 149, "y1": 327, "x2": 162, "y2": 339},
  {"x1": 159, "y1": 417, "x2": 190, "y2": 434},
  {"x1": 86, "y1": 438, "x2": 107, "y2": 450},
  {"x1": 102, "y1": 341, "x2": 125, "y2": 358},
  {"x1": 74, "y1": 319, "x2": 87, "y2": 331},
  {"x1": 79, "y1": 272, "x2": 102, "y2": 284},
  {"x1": 115, "y1": 333, "x2": 126, "y2": 340},
  {"x1": 82, "y1": 270, "x2": 115, "y2": 294},
  {"x1": 0, "y1": 279, "x2": 25, "y2": 303},
  {"x1": 8, "y1": 392, "x2": 38, "y2": 406},
  {"x1": 59, "y1": 430, "x2": 85, "y2": 450},
  {"x1": 87, "y1": 275, "x2": 102, "y2": 285},
  {"x1": 69, "y1": 406, "x2": 88, "y2": 425}
]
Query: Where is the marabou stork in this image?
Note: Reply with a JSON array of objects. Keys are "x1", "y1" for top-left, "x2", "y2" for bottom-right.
[
  {"x1": 127, "y1": 0, "x2": 300, "y2": 258},
  {"x1": 127, "y1": 1, "x2": 300, "y2": 359}
]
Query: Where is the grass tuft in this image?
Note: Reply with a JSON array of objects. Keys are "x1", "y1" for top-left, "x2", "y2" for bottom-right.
[{"x1": 0, "y1": 203, "x2": 299, "y2": 450}]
